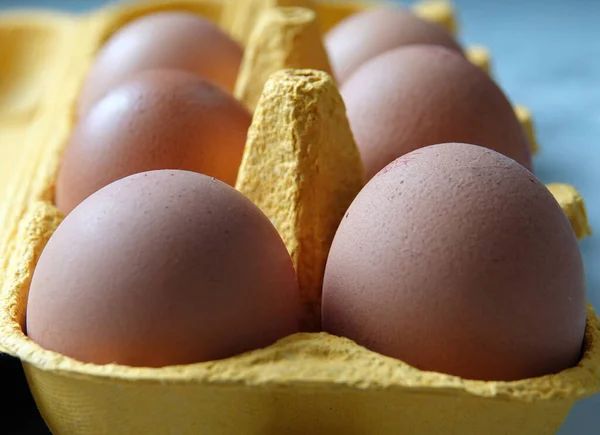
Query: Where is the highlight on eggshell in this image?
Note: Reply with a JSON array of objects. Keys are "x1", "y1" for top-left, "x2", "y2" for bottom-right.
[
  {"x1": 340, "y1": 44, "x2": 533, "y2": 181},
  {"x1": 27, "y1": 170, "x2": 304, "y2": 368},
  {"x1": 76, "y1": 11, "x2": 243, "y2": 117},
  {"x1": 321, "y1": 143, "x2": 585, "y2": 381},
  {"x1": 325, "y1": 6, "x2": 463, "y2": 83},
  {"x1": 56, "y1": 68, "x2": 251, "y2": 214}
]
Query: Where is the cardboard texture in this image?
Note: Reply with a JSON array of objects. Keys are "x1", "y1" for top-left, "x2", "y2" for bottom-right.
[
  {"x1": 0, "y1": 0, "x2": 598, "y2": 434},
  {"x1": 234, "y1": 7, "x2": 333, "y2": 112},
  {"x1": 235, "y1": 69, "x2": 364, "y2": 330}
]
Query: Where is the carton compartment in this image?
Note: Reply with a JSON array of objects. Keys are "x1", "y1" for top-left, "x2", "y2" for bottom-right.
[
  {"x1": 0, "y1": 14, "x2": 76, "y2": 232},
  {"x1": 1, "y1": 200, "x2": 598, "y2": 435},
  {"x1": 0, "y1": 20, "x2": 66, "y2": 122},
  {"x1": 0, "y1": 126, "x2": 31, "y2": 211},
  {"x1": 2, "y1": 194, "x2": 598, "y2": 434}
]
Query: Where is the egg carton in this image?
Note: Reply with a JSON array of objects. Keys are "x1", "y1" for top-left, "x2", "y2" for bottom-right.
[{"x1": 0, "y1": 0, "x2": 598, "y2": 434}]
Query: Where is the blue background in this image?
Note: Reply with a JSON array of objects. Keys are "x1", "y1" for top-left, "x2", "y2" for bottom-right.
[{"x1": 0, "y1": 0, "x2": 598, "y2": 433}]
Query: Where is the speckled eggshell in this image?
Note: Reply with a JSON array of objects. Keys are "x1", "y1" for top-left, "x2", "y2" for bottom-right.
[
  {"x1": 341, "y1": 45, "x2": 533, "y2": 180},
  {"x1": 77, "y1": 11, "x2": 243, "y2": 117},
  {"x1": 325, "y1": 7, "x2": 463, "y2": 83},
  {"x1": 27, "y1": 170, "x2": 303, "y2": 368},
  {"x1": 322, "y1": 143, "x2": 586, "y2": 381},
  {"x1": 56, "y1": 69, "x2": 251, "y2": 214}
]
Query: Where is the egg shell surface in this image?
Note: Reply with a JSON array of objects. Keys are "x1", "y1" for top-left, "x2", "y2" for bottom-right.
[
  {"x1": 325, "y1": 6, "x2": 463, "y2": 83},
  {"x1": 341, "y1": 45, "x2": 533, "y2": 180},
  {"x1": 322, "y1": 143, "x2": 585, "y2": 381},
  {"x1": 28, "y1": 170, "x2": 303, "y2": 367},
  {"x1": 56, "y1": 69, "x2": 251, "y2": 214},
  {"x1": 77, "y1": 11, "x2": 243, "y2": 116}
]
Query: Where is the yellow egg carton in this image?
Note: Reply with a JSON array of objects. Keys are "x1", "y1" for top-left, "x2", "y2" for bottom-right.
[{"x1": 0, "y1": 0, "x2": 598, "y2": 434}]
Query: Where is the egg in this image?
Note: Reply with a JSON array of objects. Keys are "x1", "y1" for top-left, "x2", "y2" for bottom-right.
[
  {"x1": 27, "y1": 170, "x2": 302, "y2": 367},
  {"x1": 321, "y1": 143, "x2": 586, "y2": 381},
  {"x1": 325, "y1": 7, "x2": 463, "y2": 83},
  {"x1": 77, "y1": 11, "x2": 243, "y2": 117},
  {"x1": 341, "y1": 45, "x2": 532, "y2": 180},
  {"x1": 56, "y1": 69, "x2": 251, "y2": 214}
]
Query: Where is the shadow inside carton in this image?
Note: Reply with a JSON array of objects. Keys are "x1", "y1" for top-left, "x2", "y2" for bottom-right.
[{"x1": 0, "y1": 352, "x2": 50, "y2": 434}]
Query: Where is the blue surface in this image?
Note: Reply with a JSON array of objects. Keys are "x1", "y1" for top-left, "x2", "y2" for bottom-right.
[{"x1": 0, "y1": 0, "x2": 598, "y2": 433}]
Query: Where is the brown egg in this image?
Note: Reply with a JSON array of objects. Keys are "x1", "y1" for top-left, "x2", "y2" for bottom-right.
[
  {"x1": 322, "y1": 143, "x2": 586, "y2": 381},
  {"x1": 27, "y1": 170, "x2": 302, "y2": 367},
  {"x1": 325, "y1": 7, "x2": 463, "y2": 83},
  {"x1": 77, "y1": 11, "x2": 243, "y2": 117},
  {"x1": 56, "y1": 69, "x2": 251, "y2": 214},
  {"x1": 341, "y1": 45, "x2": 532, "y2": 180}
]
